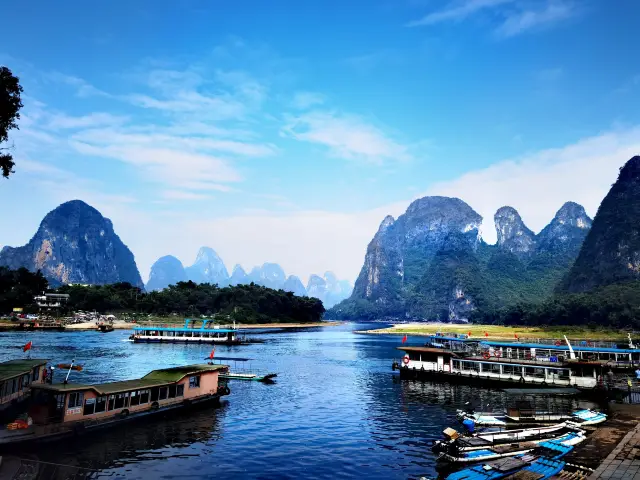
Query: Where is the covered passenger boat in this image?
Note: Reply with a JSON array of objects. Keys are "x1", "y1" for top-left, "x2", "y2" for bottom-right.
[
  {"x1": 130, "y1": 319, "x2": 244, "y2": 345},
  {"x1": 0, "y1": 364, "x2": 230, "y2": 445}
]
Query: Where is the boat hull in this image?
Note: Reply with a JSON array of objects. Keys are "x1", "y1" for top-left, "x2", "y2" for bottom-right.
[
  {"x1": 0, "y1": 393, "x2": 225, "y2": 447},
  {"x1": 396, "y1": 365, "x2": 606, "y2": 397},
  {"x1": 132, "y1": 337, "x2": 243, "y2": 345}
]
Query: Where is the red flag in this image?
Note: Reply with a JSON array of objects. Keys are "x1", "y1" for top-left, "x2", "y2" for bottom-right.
[
  {"x1": 468, "y1": 331, "x2": 472, "y2": 337},
  {"x1": 484, "y1": 331, "x2": 489, "y2": 337},
  {"x1": 401, "y1": 335, "x2": 407, "y2": 344},
  {"x1": 23, "y1": 341, "x2": 32, "y2": 352},
  {"x1": 514, "y1": 333, "x2": 518, "y2": 339},
  {"x1": 209, "y1": 348, "x2": 215, "y2": 360}
]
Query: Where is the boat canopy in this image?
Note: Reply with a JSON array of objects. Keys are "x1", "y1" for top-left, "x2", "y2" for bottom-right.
[
  {"x1": 0, "y1": 359, "x2": 48, "y2": 382},
  {"x1": 29, "y1": 364, "x2": 227, "y2": 395}
]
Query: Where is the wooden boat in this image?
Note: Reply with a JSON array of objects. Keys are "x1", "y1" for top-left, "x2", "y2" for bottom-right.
[
  {"x1": 56, "y1": 364, "x2": 83, "y2": 371},
  {"x1": 0, "y1": 364, "x2": 230, "y2": 446},
  {"x1": 457, "y1": 404, "x2": 606, "y2": 427},
  {"x1": 445, "y1": 441, "x2": 572, "y2": 480},
  {"x1": 432, "y1": 422, "x2": 578, "y2": 455},
  {"x1": 438, "y1": 430, "x2": 585, "y2": 463},
  {"x1": 97, "y1": 324, "x2": 114, "y2": 333},
  {"x1": 0, "y1": 359, "x2": 48, "y2": 420},
  {"x1": 130, "y1": 319, "x2": 246, "y2": 345}
]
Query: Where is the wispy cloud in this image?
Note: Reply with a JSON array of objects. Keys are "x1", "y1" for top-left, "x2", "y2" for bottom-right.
[
  {"x1": 48, "y1": 72, "x2": 110, "y2": 98},
  {"x1": 291, "y1": 92, "x2": 325, "y2": 110},
  {"x1": 161, "y1": 190, "x2": 213, "y2": 201},
  {"x1": 44, "y1": 112, "x2": 129, "y2": 130},
  {"x1": 281, "y1": 111, "x2": 411, "y2": 163},
  {"x1": 407, "y1": 0, "x2": 513, "y2": 27},
  {"x1": 408, "y1": 0, "x2": 578, "y2": 39},
  {"x1": 495, "y1": 2, "x2": 577, "y2": 38}
]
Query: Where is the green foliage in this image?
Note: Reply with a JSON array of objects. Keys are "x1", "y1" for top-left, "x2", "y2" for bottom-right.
[
  {"x1": 0, "y1": 267, "x2": 48, "y2": 313},
  {"x1": 0, "y1": 66, "x2": 24, "y2": 178},
  {"x1": 471, "y1": 281, "x2": 640, "y2": 329},
  {"x1": 58, "y1": 280, "x2": 325, "y2": 323},
  {"x1": 0, "y1": 268, "x2": 324, "y2": 323}
]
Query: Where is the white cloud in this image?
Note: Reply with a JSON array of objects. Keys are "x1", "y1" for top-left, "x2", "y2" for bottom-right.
[
  {"x1": 281, "y1": 111, "x2": 411, "y2": 163},
  {"x1": 495, "y1": 2, "x2": 577, "y2": 38},
  {"x1": 407, "y1": 0, "x2": 514, "y2": 27},
  {"x1": 291, "y1": 91, "x2": 325, "y2": 109},
  {"x1": 426, "y1": 127, "x2": 640, "y2": 243},
  {"x1": 48, "y1": 72, "x2": 110, "y2": 98},
  {"x1": 161, "y1": 190, "x2": 212, "y2": 201}
]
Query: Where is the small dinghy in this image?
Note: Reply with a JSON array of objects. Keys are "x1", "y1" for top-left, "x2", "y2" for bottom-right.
[
  {"x1": 445, "y1": 440, "x2": 572, "y2": 480},
  {"x1": 438, "y1": 430, "x2": 585, "y2": 463},
  {"x1": 432, "y1": 422, "x2": 579, "y2": 455},
  {"x1": 458, "y1": 406, "x2": 605, "y2": 428}
]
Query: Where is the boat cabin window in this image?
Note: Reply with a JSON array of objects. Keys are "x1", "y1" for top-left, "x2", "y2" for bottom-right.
[
  {"x1": 107, "y1": 395, "x2": 115, "y2": 411},
  {"x1": 159, "y1": 387, "x2": 168, "y2": 400},
  {"x1": 130, "y1": 391, "x2": 140, "y2": 406},
  {"x1": 189, "y1": 376, "x2": 200, "y2": 389},
  {"x1": 168, "y1": 384, "x2": 176, "y2": 398},
  {"x1": 114, "y1": 393, "x2": 128, "y2": 409},
  {"x1": 22, "y1": 373, "x2": 30, "y2": 388},
  {"x1": 68, "y1": 392, "x2": 84, "y2": 409},
  {"x1": 502, "y1": 365, "x2": 521, "y2": 376},
  {"x1": 177, "y1": 384, "x2": 184, "y2": 397},
  {"x1": 139, "y1": 389, "x2": 150, "y2": 404},
  {"x1": 483, "y1": 363, "x2": 500, "y2": 374},
  {"x1": 95, "y1": 396, "x2": 107, "y2": 413},
  {"x1": 84, "y1": 398, "x2": 95, "y2": 415},
  {"x1": 150, "y1": 387, "x2": 160, "y2": 402},
  {"x1": 32, "y1": 366, "x2": 40, "y2": 381}
]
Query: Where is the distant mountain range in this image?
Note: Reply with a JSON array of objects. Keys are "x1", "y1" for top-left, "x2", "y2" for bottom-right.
[
  {"x1": 146, "y1": 250, "x2": 353, "y2": 308},
  {"x1": 0, "y1": 200, "x2": 352, "y2": 307},
  {"x1": 327, "y1": 195, "x2": 593, "y2": 322}
]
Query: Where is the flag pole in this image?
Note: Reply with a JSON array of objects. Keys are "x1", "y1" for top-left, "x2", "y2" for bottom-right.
[{"x1": 64, "y1": 359, "x2": 75, "y2": 384}]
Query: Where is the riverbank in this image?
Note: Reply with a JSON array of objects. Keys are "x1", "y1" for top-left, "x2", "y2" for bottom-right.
[
  {"x1": 0, "y1": 320, "x2": 341, "y2": 331},
  {"x1": 355, "y1": 323, "x2": 629, "y2": 341}
]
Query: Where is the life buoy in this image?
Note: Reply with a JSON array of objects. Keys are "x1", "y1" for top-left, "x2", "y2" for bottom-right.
[
  {"x1": 555, "y1": 341, "x2": 562, "y2": 346},
  {"x1": 483, "y1": 352, "x2": 490, "y2": 360},
  {"x1": 519, "y1": 377, "x2": 525, "y2": 383},
  {"x1": 402, "y1": 355, "x2": 410, "y2": 365},
  {"x1": 495, "y1": 351, "x2": 502, "y2": 358},
  {"x1": 120, "y1": 409, "x2": 130, "y2": 418}
]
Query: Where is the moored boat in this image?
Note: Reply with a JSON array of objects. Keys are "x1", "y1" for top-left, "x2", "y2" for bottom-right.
[
  {"x1": 438, "y1": 430, "x2": 585, "y2": 463},
  {"x1": 392, "y1": 346, "x2": 605, "y2": 393},
  {"x1": 97, "y1": 323, "x2": 114, "y2": 333},
  {"x1": 457, "y1": 403, "x2": 606, "y2": 427},
  {"x1": 0, "y1": 359, "x2": 48, "y2": 420},
  {"x1": 445, "y1": 444, "x2": 570, "y2": 480},
  {"x1": 432, "y1": 422, "x2": 580, "y2": 455},
  {"x1": 0, "y1": 363, "x2": 230, "y2": 446}
]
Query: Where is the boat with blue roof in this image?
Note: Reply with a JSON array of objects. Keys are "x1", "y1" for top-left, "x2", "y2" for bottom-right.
[
  {"x1": 130, "y1": 319, "x2": 246, "y2": 345},
  {"x1": 438, "y1": 429, "x2": 585, "y2": 464}
]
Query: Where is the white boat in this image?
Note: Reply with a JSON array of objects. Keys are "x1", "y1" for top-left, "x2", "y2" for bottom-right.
[
  {"x1": 457, "y1": 407, "x2": 606, "y2": 427},
  {"x1": 439, "y1": 430, "x2": 586, "y2": 463}
]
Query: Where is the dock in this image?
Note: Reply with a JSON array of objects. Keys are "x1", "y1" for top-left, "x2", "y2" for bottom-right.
[{"x1": 588, "y1": 421, "x2": 640, "y2": 479}]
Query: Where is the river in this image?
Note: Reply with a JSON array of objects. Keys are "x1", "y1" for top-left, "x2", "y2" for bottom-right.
[{"x1": 0, "y1": 323, "x2": 595, "y2": 479}]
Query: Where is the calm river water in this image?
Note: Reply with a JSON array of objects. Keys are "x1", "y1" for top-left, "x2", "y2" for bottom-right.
[{"x1": 0, "y1": 323, "x2": 594, "y2": 479}]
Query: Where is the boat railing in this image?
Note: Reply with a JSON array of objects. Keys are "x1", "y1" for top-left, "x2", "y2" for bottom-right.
[{"x1": 520, "y1": 338, "x2": 627, "y2": 349}]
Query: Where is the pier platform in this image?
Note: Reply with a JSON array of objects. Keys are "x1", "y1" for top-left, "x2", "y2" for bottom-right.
[{"x1": 588, "y1": 419, "x2": 640, "y2": 479}]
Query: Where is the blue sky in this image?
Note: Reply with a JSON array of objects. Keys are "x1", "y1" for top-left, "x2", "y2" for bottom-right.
[{"x1": 1, "y1": 0, "x2": 639, "y2": 284}]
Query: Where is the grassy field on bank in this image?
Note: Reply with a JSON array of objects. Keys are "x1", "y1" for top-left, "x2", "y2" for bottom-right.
[{"x1": 358, "y1": 323, "x2": 633, "y2": 341}]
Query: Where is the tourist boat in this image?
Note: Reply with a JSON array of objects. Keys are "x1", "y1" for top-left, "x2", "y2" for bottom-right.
[
  {"x1": 457, "y1": 402, "x2": 606, "y2": 427},
  {"x1": 0, "y1": 359, "x2": 48, "y2": 419},
  {"x1": 445, "y1": 442, "x2": 571, "y2": 480},
  {"x1": 130, "y1": 319, "x2": 244, "y2": 345},
  {"x1": 0, "y1": 363, "x2": 230, "y2": 445},
  {"x1": 97, "y1": 323, "x2": 114, "y2": 333},
  {"x1": 432, "y1": 422, "x2": 578, "y2": 455},
  {"x1": 392, "y1": 346, "x2": 605, "y2": 392},
  {"x1": 425, "y1": 332, "x2": 640, "y2": 371},
  {"x1": 438, "y1": 430, "x2": 585, "y2": 463}
]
